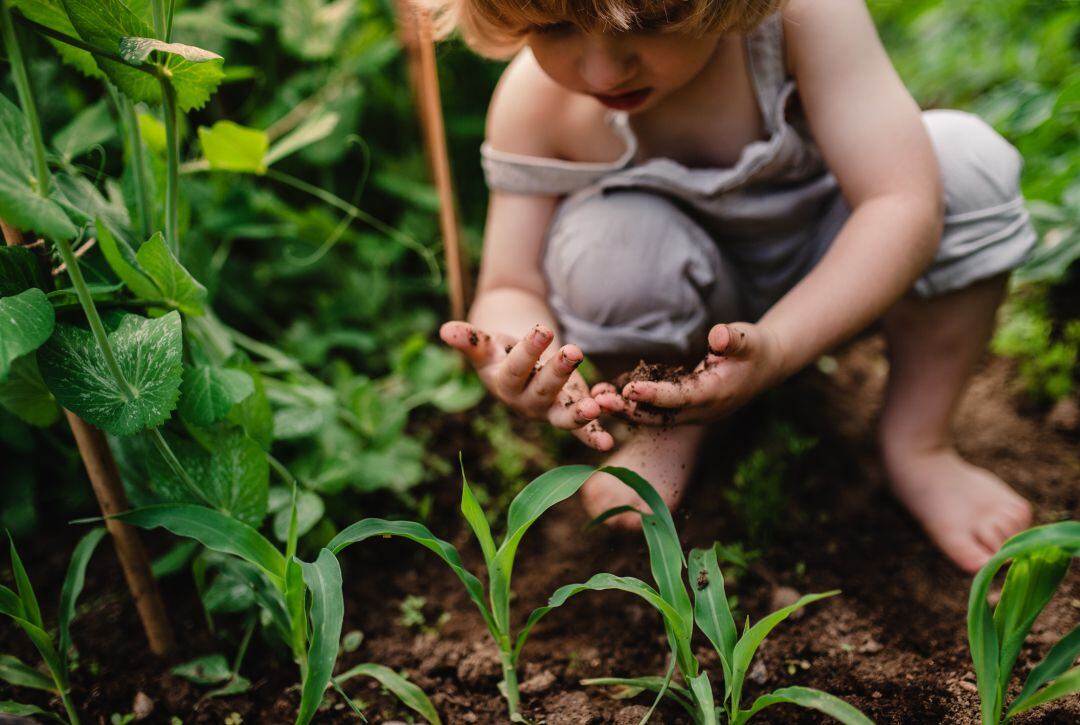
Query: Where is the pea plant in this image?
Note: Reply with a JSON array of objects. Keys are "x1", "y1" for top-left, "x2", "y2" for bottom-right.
[
  {"x1": 0, "y1": 528, "x2": 105, "y2": 724},
  {"x1": 329, "y1": 463, "x2": 599, "y2": 721},
  {"x1": 520, "y1": 468, "x2": 873, "y2": 725},
  {"x1": 115, "y1": 486, "x2": 441, "y2": 725},
  {"x1": 968, "y1": 520, "x2": 1080, "y2": 724}
]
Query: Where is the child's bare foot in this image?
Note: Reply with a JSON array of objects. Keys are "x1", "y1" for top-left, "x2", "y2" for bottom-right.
[
  {"x1": 882, "y1": 444, "x2": 1032, "y2": 573},
  {"x1": 581, "y1": 424, "x2": 708, "y2": 530}
]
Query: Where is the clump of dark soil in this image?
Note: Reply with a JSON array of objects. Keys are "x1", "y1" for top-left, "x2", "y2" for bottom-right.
[
  {"x1": 614, "y1": 360, "x2": 689, "y2": 389},
  {"x1": 2, "y1": 336, "x2": 1078, "y2": 723}
]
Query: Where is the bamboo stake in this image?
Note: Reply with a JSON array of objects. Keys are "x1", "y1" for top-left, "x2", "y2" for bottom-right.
[
  {"x1": 4, "y1": 224, "x2": 176, "y2": 656},
  {"x1": 395, "y1": 0, "x2": 469, "y2": 320}
]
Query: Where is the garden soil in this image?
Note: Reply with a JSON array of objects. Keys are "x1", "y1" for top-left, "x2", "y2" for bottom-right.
[{"x1": 3, "y1": 335, "x2": 1079, "y2": 724}]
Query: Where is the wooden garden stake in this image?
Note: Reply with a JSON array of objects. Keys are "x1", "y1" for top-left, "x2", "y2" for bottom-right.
[
  {"x1": 4, "y1": 223, "x2": 176, "y2": 656},
  {"x1": 395, "y1": 0, "x2": 470, "y2": 320}
]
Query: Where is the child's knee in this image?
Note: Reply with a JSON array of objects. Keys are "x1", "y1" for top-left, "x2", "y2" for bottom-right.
[
  {"x1": 923, "y1": 109, "x2": 1024, "y2": 214},
  {"x1": 544, "y1": 190, "x2": 741, "y2": 356}
]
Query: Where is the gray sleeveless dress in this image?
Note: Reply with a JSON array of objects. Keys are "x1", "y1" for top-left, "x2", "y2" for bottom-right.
[{"x1": 480, "y1": 14, "x2": 1037, "y2": 358}]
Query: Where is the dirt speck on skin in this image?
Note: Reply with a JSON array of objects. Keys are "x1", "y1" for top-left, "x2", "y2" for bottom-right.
[
  {"x1": 468, "y1": 330, "x2": 480, "y2": 346},
  {"x1": 505, "y1": 343, "x2": 514, "y2": 354}
]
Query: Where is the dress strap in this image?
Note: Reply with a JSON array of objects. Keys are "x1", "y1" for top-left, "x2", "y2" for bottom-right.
[{"x1": 744, "y1": 12, "x2": 788, "y2": 134}]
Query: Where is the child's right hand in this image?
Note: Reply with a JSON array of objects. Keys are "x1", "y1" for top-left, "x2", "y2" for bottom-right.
[{"x1": 440, "y1": 321, "x2": 614, "y2": 452}]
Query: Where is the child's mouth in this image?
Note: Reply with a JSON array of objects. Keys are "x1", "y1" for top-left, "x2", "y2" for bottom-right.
[{"x1": 592, "y1": 87, "x2": 652, "y2": 110}]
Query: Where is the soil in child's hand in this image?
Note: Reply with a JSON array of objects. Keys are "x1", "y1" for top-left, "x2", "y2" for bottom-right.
[{"x1": 613, "y1": 360, "x2": 688, "y2": 389}]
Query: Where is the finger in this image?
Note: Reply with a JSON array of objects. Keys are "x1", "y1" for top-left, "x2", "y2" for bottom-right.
[
  {"x1": 527, "y1": 345, "x2": 584, "y2": 405},
  {"x1": 595, "y1": 391, "x2": 685, "y2": 426},
  {"x1": 708, "y1": 323, "x2": 753, "y2": 358},
  {"x1": 571, "y1": 419, "x2": 615, "y2": 452},
  {"x1": 623, "y1": 378, "x2": 703, "y2": 409},
  {"x1": 497, "y1": 325, "x2": 553, "y2": 395},
  {"x1": 548, "y1": 393, "x2": 600, "y2": 429},
  {"x1": 591, "y1": 381, "x2": 617, "y2": 397},
  {"x1": 440, "y1": 321, "x2": 497, "y2": 366}
]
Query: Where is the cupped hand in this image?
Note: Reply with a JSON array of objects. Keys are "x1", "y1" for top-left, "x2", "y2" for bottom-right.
[
  {"x1": 440, "y1": 321, "x2": 614, "y2": 451},
  {"x1": 593, "y1": 322, "x2": 785, "y2": 426}
]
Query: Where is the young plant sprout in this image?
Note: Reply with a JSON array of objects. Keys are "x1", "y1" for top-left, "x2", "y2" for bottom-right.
[
  {"x1": 115, "y1": 485, "x2": 440, "y2": 725},
  {"x1": 968, "y1": 521, "x2": 1080, "y2": 724},
  {"x1": 329, "y1": 463, "x2": 598, "y2": 721},
  {"x1": 0, "y1": 528, "x2": 106, "y2": 724},
  {"x1": 519, "y1": 467, "x2": 873, "y2": 725}
]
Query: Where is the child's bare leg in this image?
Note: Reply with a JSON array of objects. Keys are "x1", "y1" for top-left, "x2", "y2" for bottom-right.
[
  {"x1": 879, "y1": 273, "x2": 1032, "y2": 572},
  {"x1": 580, "y1": 423, "x2": 708, "y2": 530}
]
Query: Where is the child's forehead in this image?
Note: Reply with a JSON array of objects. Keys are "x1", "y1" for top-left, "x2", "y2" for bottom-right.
[{"x1": 490, "y1": 0, "x2": 694, "y2": 30}]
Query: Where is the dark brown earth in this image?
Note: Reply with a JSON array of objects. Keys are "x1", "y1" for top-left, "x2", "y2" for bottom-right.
[{"x1": 2, "y1": 336, "x2": 1079, "y2": 723}]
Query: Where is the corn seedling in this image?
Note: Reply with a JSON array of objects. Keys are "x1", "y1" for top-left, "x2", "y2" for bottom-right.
[
  {"x1": 114, "y1": 484, "x2": 440, "y2": 725},
  {"x1": 968, "y1": 520, "x2": 1080, "y2": 724},
  {"x1": 521, "y1": 468, "x2": 873, "y2": 725},
  {"x1": 329, "y1": 463, "x2": 599, "y2": 721},
  {"x1": 0, "y1": 528, "x2": 106, "y2": 724}
]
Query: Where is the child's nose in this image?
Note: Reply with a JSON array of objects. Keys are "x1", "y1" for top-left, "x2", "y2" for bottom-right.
[{"x1": 578, "y1": 37, "x2": 638, "y2": 93}]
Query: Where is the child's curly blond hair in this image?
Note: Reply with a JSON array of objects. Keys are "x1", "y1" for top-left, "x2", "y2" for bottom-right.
[{"x1": 414, "y1": 0, "x2": 783, "y2": 59}]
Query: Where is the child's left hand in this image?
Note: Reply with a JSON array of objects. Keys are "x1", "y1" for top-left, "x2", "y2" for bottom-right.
[{"x1": 593, "y1": 323, "x2": 786, "y2": 425}]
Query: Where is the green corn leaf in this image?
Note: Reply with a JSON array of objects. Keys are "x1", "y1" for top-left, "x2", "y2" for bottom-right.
[
  {"x1": 60, "y1": 0, "x2": 159, "y2": 105},
  {"x1": 581, "y1": 675, "x2": 696, "y2": 715},
  {"x1": 0, "y1": 653, "x2": 55, "y2": 692},
  {"x1": 0, "y1": 700, "x2": 65, "y2": 721},
  {"x1": 114, "y1": 504, "x2": 286, "y2": 581},
  {"x1": 689, "y1": 545, "x2": 738, "y2": 687},
  {"x1": 52, "y1": 100, "x2": 114, "y2": 162},
  {"x1": 514, "y1": 573, "x2": 687, "y2": 662},
  {"x1": 993, "y1": 547, "x2": 1070, "y2": 700},
  {"x1": 10, "y1": 0, "x2": 103, "y2": 78},
  {"x1": 730, "y1": 591, "x2": 839, "y2": 715},
  {"x1": 0, "y1": 289, "x2": 54, "y2": 382},
  {"x1": 1007, "y1": 624, "x2": 1080, "y2": 717},
  {"x1": 0, "y1": 355, "x2": 58, "y2": 426},
  {"x1": 329, "y1": 519, "x2": 496, "y2": 635},
  {"x1": 211, "y1": 558, "x2": 291, "y2": 643},
  {"x1": 8, "y1": 534, "x2": 43, "y2": 630},
  {"x1": 272, "y1": 490, "x2": 323, "y2": 543},
  {"x1": 179, "y1": 366, "x2": 254, "y2": 427},
  {"x1": 135, "y1": 233, "x2": 208, "y2": 315},
  {"x1": 197, "y1": 121, "x2": 268, "y2": 174},
  {"x1": 1006, "y1": 665, "x2": 1080, "y2": 718},
  {"x1": 95, "y1": 220, "x2": 160, "y2": 300},
  {"x1": 38, "y1": 312, "x2": 183, "y2": 436},
  {"x1": 492, "y1": 465, "x2": 593, "y2": 631},
  {"x1": 0, "y1": 614, "x2": 65, "y2": 697},
  {"x1": 296, "y1": 549, "x2": 344, "y2": 725},
  {"x1": 688, "y1": 671, "x2": 719, "y2": 725},
  {"x1": 459, "y1": 461, "x2": 496, "y2": 569},
  {"x1": 57, "y1": 527, "x2": 106, "y2": 671},
  {"x1": 0, "y1": 94, "x2": 78, "y2": 242},
  {"x1": 334, "y1": 663, "x2": 442, "y2": 725},
  {"x1": 735, "y1": 686, "x2": 874, "y2": 725},
  {"x1": 0, "y1": 246, "x2": 47, "y2": 297},
  {"x1": 0, "y1": 585, "x2": 23, "y2": 619},
  {"x1": 968, "y1": 521, "x2": 1080, "y2": 725}
]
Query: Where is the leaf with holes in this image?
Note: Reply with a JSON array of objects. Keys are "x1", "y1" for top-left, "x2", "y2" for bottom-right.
[{"x1": 37, "y1": 311, "x2": 183, "y2": 436}]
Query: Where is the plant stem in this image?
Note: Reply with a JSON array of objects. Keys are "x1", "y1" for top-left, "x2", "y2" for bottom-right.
[
  {"x1": 1, "y1": 0, "x2": 50, "y2": 198},
  {"x1": 115, "y1": 91, "x2": 153, "y2": 239},
  {"x1": 165, "y1": 0, "x2": 176, "y2": 41},
  {"x1": 148, "y1": 428, "x2": 214, "y2": 508},
  {"x1": 151, "y1": 0, "x2": 165, "y2": 38},
  {"x1": 161, "y1": 78, "x2": 180, "y2": 254},
  {"x1": 499, "y1": 647, "x2": 521, "y2": 720},
  {"x1": 58, "y1": 687, "x2": 80, "y2": 725}
]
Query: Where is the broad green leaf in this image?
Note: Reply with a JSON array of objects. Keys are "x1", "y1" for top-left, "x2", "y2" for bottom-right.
[
  {"x1": 736, "y1": 686, "x2": 873, "y2": 725},
  {"x1": 329, "y1": 519, "x2": 496, "y2": 634},
  {"x1": 0, "y1": 355, "x2": 58, "y2": 426},
  {"x1": 135, "y1": 233, "x2": 208, "y2": 315},
  {"x1": 95, "y1": 220, "x2": 160, "y2": 299},
  {"x1": 581, "y1": 675, "x2": 695, "y2": 715},
  {"x1": 11, "y1": 0, "x2": 103, "y2": 78},
  {"x1": 0, "y1": 654, "x2": 55, "y2": 692},
  {"x1": 0, "y1": 700, "x2": 65, "y2": 721},
  {"x1": 225, "y1": 355, "x2": 272, "y2": 450},
  {"x1": 114, "y1": 36, "x2": 226, "y2": 112},
  {"x1": 205, "y1": 675, "x2": 252, "y2": 699},
  {"x1": 690, "y1": 545, "x2": 738, "y2": 687},
  {"x1": 170, "y1": 654, "x2": 232, "y2": 685},
  {"x1": 38, "y1": 312, "x2": 183, "y2": 436},
  {"x1": 0, "y1": 289, "x2": 54, "y2": 381},
  {"x1": 179, "y1": 366, "x2": 254, "y2": 426},
  {"x1": 514, "y1": 573, "x2": 686, "y2": 663},
  {"x1": 0, "y1": 246, "x2": 46, "y2": 297},
  {"x1": 1007, "y1": 665, "x2": 1080, "y2": 718},
  {"x1": 278, "y1": 0, "x2": 356, "y2": 60},
  {"x1": 688, "y1": 671, "x2": 719, "y2": 725},
  {"x1": 297, "y1": 549, "x2": 344, "y2": 725},
  {"x1": 57, "y1": 527, "x2": 106, "y2": 671},
  {"x1": 992, "y1": 547, "x2": 1070, "y2": 700},
  {"x1": 1007, "y1": 624, "x2": 1080, "y2": 717},
  {"x1": 968, "y1": 521, "x2": 1080, "y2": 725},
  {"x1": 334, "y1": 662, "x2": 442, "y2": 725},
  {"x1": 272, "y1": 490, "x2": 323, "y2": 543},
  {"x1": 730, "y1": 591, "x2": 839, "y2": 715},
  {"x1": 52, "y1": 100, "x2": 115, "y2": 162},
  {"x1": 197, "y1": 121, "x2": 268, "y2": 174},
  {"x1": 60, "y1": 0, "x2": 160, "y2": 105},
  {"x1": 119, "y1": 37, "x2": 222, "y2": 64},
  {"x1": 114, "y1": 504, "x2": 286, "y2": 581}
]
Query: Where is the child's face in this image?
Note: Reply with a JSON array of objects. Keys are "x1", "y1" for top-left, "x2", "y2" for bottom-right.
[{"x1": 525, "y1": 23, "x2": 721, "y2": 114}]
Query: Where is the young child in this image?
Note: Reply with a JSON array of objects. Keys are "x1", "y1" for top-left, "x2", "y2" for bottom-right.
[{"x1": 432, "y1": 0, "x2": 1036, "y2": 573}]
